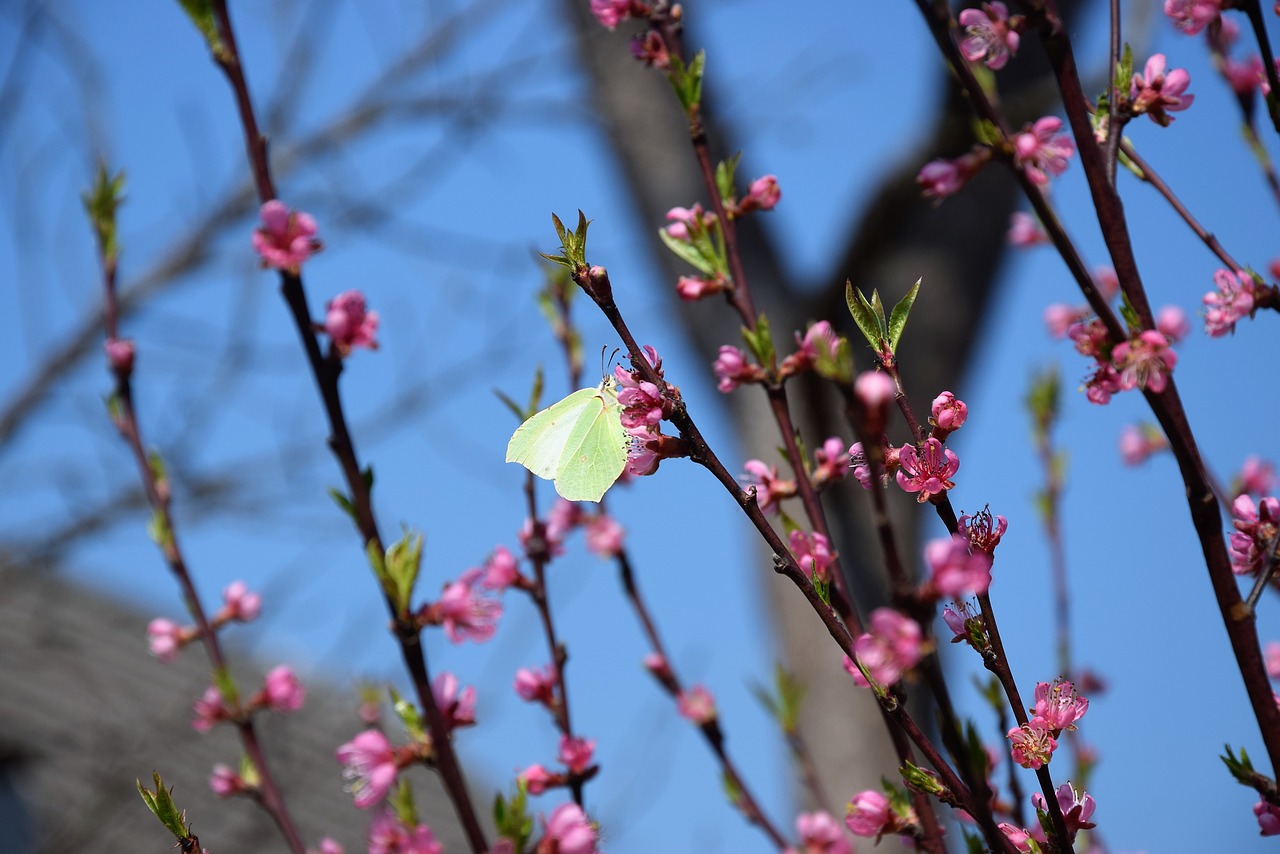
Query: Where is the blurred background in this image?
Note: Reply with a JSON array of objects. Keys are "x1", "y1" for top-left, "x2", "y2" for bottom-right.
[{"x1": 1, "y1": 0, "x2": 1278, "y2": 851}]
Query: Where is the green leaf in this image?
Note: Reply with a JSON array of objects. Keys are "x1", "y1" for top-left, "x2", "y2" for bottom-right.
[
  {"x1": 1220, "y1": 743, "x2": 1259, "y2": 786},
  {"x1": 900, "y1": 759, "x2": 943, "y2": 796},
  {"x1": 493, "y1": 389, "x2": 525, "y2": 421},
  {"x1": 137, "y1": 772, "x2": 190, "y2": 839},
  {"x1": 391, "y1": 688, "x2": 426, "y2": 743},
  {"x1": 963, "y1": 830, "x2": 986, "y2": 854},
  {"x1": 146, "y1": 509, "x2": 172, "y2": 550},
  {"x1": 328, "y1": 487, "x2": 356, "y2": 522},
  {"x1": 715, "y1": 153, "x2": 742, "y2": 205},
  {"x1": 383, "y1": 530, "x2": 424, "y2": 614},
  {"x1": 1115, "y1": 43, "x2": 1134, "y2": 98},
  {"x1": 390, "y1": 778, "x2": 417, "y2": 826},
  {"x1": 812, "y1": 575, "x2": 831, "y2": 605},
  {"x1": 970, "y1": 118, "x2": 1001, "y2": 148},
  {"x1": 175, "y1": 0, "x2": 226, "y2": 58},
  {"x1": 82, "y1": 161, "x2": 126, "y2": 261},
  {"x1": 721, "y1": 768, "x2": 744, "y2": 809},
  {"x1": 738, "y1": 313, "x2": 775, "y2": 369},
  {"x1": 658, "y1": 227, "x2": 718, "y2": 275},
  {"x1": 772, "y1": 664, "x2": 804, "y2": 733},
  {"x1": 887, "y1": 278, "x2": 921, "y2": 354},
  {"x1": 845, "y1": 281, "x2": 885, "y2": 348},
  {"x1": 212, "y1": 665, "x2": 239, "y2": 707},
  {"x1": 493, "y1": 786, "x2": 534, "y2": 851},
  {"x1": 1117, "y1": 291, "x2": 1141, "y2": 333}
]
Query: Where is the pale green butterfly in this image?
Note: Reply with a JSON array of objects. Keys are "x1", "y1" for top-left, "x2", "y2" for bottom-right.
[{"x1": 505, "y1": 377, "x2": 628, "y2": 502}]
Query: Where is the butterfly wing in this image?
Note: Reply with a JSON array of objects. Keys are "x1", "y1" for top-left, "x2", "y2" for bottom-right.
[
  {"x1": 552, "y1": 385, "x2": 628, "y2": 502},
  {"x1": 506, "y1": 387, "x2": 599, "y2": 480}
]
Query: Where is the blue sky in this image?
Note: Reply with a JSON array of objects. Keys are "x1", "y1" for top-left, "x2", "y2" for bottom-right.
[{"x1": 2, "y1": 0, "x2": 1279, "y2": 851}]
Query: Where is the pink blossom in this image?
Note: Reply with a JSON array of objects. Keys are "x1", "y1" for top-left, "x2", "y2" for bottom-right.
[
  {"x1": 1265, "y1": 641, "x2": 1280, "y2": 679},
  {"x1": 847, "y1": 442, "x2": 875, "y2": 490},
  {"x1": 924, "y1": 534, "x2": 992, "y2": 598},
  {"x1": 1156, "y1": 305, "x2": 1190, "y2": 342},
  {"x1": 931, "y1": 390, "x2": 968, "y2": 435},
  {"x1": 558, "y1": 734, "x2": 596, "y2": 775},
  {"x1": 613, "y1": 346, "x2": 666, "y2": 430},
  {"x1": 367, "y1": 809, "x2": 443, "y2": 854},
  {"x1": 308, "y1": 838, "x2": 344, "y2": 854},
  {"x1": 844, "y1": 789, "x2": 890, "y2": 837},
  {"x1": 520, "y1": 763, "x2": 557, "y2": 795},
  {"x1": 664, "y1": 204, "x2": 711, "y2": 241},
  {"x1": 630, "y1": 30, "x2": 669, "y2": 69},
  {"x1": 147, "y1": 617, "x2": 185, "y2": 662},
  {"x1": 590, "y1": 0, "x2": 642, "y2": 30},
  {"x1": 1229, "y1": 494, "x2": 1280, "y2": 575},
  {"x1": 435, "y1": 572, "x2": 502, "y2": 643},
  {"x1": 790, "y1": 529, "x2": 836, "y2": 583},
  {"x1": 643, "y1": 652, "x2": 673, "y2": 682},
  {"x1": 678, "y1": 684, "x2": 717, "y2": 724},
  {"x1": 1164, "y1": 0, "x2": 1221, "y2": 35},
  {"x1": 1239, "y1": 456, "x2": 1276, "y2": 497},
  {"x1": 742, "y1": 459, "x2": 797, "y2": 513},
  {"x1": 794, "y1": 320, "x2": 842, "y2": 371},
  {"x1": 192, "y1": 686, "x2": 228, "y2": 732},
  {"x1": 1224, "y1": 54, "x2": 1265, "y2": 95},
  {"x1": 263, "y1": 665, "x2": 305, "y2": 712},
  {"x1": 917, "y1": 148, "x2": 988, "y2": 203},
  {"x1": 481, "y1": 545, "x2": 521, "y2": 591},
  {"x1": 737, "y1": 174, "x2": 782, "y2": 213},
  {"x1": 896, "y1": 438, "x2": 960, "y2": 503},
  {"x1": 1130, "y1": 54, "x2": 1195, "y2": 125},
  {"x1": 1033, "y1": 783, "x2": 1097, "y2": 837},
  {"x1": 1256, "y1": 800, "x2": 1280, "y2": 835},
  {"x1": 855, "y1": 370, "x2": 896, "y2": 411},
  {"x1": 1093, "y1": 266, "x2": 1120, "y2": 301},
  {"x1": 105, "y1": 337, "x2": 136, "y2": 374},
  {"x1": 676, "y1": 274, "x2": 728, "y2": 301},
  {"x1": 713, "y1": 345, "x2": 760, "y2": 393},
  {"x1": 793, "y1": 810, "x2": 853, "y2": 854},
  {"x1": 1119, "y1": 423, "x2": 1168, "y2": 466},
  {"x1": 1112, "y1": 329, "x2": 1177, "y2": 394},
  {"x1": 324, "y1": 290, "x2": 379, "y2": 355},
  {"x1": 515, "y1": 665, "x2": 559, "y2": 705},
  {"x1": 252, "y1": 200, "x2": 321, "y2": 272},
  {"x1": 626, "y1": 427, "x2": 662, "y2": 477},
  {"x1": 958, "y1": 2, "x2": 1020, "y2": 69},
  {"x1": 959, "y1": 507, "x2": 1007, "y2": 556},
  {"x1": 852, "y1": 608, "x2": 923, "y2": 687},
  {"x1": 546, "y1": 499, "x2": 583, "y2": 546},
  {"x1": 1044, "y1": 303, "x2": 1088, "y2": 338},
  {"x1": 1008, "y1": 211, "x2": 1049, "y2": 247},
  {"x1": 585, "y1": 513, "x2": 625, "y2": 557},
  {"x1": 209, "y1": 763, "x2": 243, "y2": 798},
  {"x1": 942, "y1": 601, "x2": 981, "y2": 643},
  {"x1": 813, "y1": 436, "x2": 850, "y2": 486},
  {"x1": 1032, "y1": 679, "x2": 1089, "y2": 733},
  {"x1": 337, "y1": 729, "x2": 399, "y2": 808},
  {"x1": 432, "y1": 671, "x2": 476, "y2": 731},
  {"x1": 1008, "y1": 717, "x2": 1058, "y2": 769},
  {"x1": 1013, "y1": 117, "x2": 1075, "y2": 186},
  {"x1": 998, "y1": 822, "x2": 1036, "y2": 852},
  {"x1": 1203, "y1": 268, "x2": 1255, "y2": 336},
  {"x1": 221, "y1": 580, "x2": 262, "y2": 622},
  {"x1": 541, "y1": 803, "x2": 599, "y2": 854}
]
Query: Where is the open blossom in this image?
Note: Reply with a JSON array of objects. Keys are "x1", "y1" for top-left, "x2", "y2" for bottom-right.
[
  {"x1": 515, "y1": 664, "x2": 558, "y2": 705},
  {"x1": 434, "y1": 570, "x2": 502, "y2": 643},
  {"x1": 790, "y1": 529, "x2": 836, "y2": 583},
  {"x1": 942, "y1": 601, "x2": 982, "y2": 643},
  {"x1": 850, "y1": 608, "x2": 923, "y2": 687},
  {"x1": 262, "y1": 665, "x2": 305, "y2": 712},
  {"x1": 221, "y1": 580, "x2": 262, "y2": 622},
  {"x1": 1008, "y1": 211, "x2": 1048, "y2": 247},
  {"x1": 1032, "y1": 679, "x2": 1089, "y2": 733},
  {"x1": 1228, "y1": 494, "x2": 1279, "y2": 575},
  {"x1": 432, "y1": 671, "x2": 476, "y2": 731},
  {"x1": 896, "y1": 438, "x2": 960, "y2": 503},
  {"x1": 1130, "y1": 54, "x2": 1195, "y2": 125},
  {"x1": 743, "y1": 459, "x2": 797, "y2": 513},
  {"x1": 324, "y1": 290, "x2": 379, "y2": 354},
  {"x1": 1164, "y1": 0, "x2": 1221, "y2": 35},
  {"x1": 1034, "y1": 783, "x2": 1097, "y2": 837},
  {"x1": 367, "y1": 809, "x2": 442, "y2": 854},
  {"x1": 558, "y1": 734, "x2": 596, "y2": 775},
  {"x1": 481, "y1": 545, "x2": 521, "y2": 591},
  {"x1": 917, "y1": 148, "x2": 988, "y2": 203},
  {"x1": 844, "y1": 789, "x2": 891, "y2": 837},
  {"x1": 1008, "y1": 717, "x2": 1058, "y2": 769},
  {"x1": 1118, "y1": 423, "x2": 1167, "y2": 466},
  {"x1": 540, "y1": 803, "x2": 599, "y2": 854},
  {"x1": 613, "y1": 345, "x2": 666, "y2": 430},
  {"x1": 678, "y1": 684, "x2": 717, "y2": 724},
  {"x1": 1203, "y1": 268, "x2": 1255, "y2": 336},
  {"x1": 958, "y1": 2, "x2": 1020, "y2": 69},
  {"x1": 959, "y1": 507, "x2": 1007, "y2": 556},
  {"x1": 1111, "y1": 329, "x2": 1177, "y2": 394},
  {"x1": 192, "y1": 685, "x2": 228, "y2": 732},
  {"x1": 998, "y1": 822, "x2": 1036, "y2": 852},
  {"x1": 790, "y1": 810, "x2": 853, "y2": 854},
  {"x1": 1013, "y1": 117, "x2": 1075, "y2": 186},
  {"x1": 585, "y1": 513, "x2": 625, "y2": 558},
  {"x1": 147, "y1": 617, "x2": 186, "y2": 662},
  {"x1": 337, "y1": 729, "x2": 399, "y2": 808},
  {"x1": 1256, "y1": 800, "x2": 1280, "y2": 836},
  {"x1": 813, "y1": 436, "x2": 850, "y2": 486},
  {"x1": 252, "y1": 200, "x2": 320, "y2": 271},
  {"x1": 924, "y1": 534, "x2": 992, "y2": 598}
]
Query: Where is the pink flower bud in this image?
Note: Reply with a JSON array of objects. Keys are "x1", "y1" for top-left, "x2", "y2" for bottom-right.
[
  {"x1": 105, "y1": 338, "x2": 136, "y2": 374},
  {"x1": 677, "y1": 684, "x2": 717, "y2": 724},
  {"x1": 519, "y1": 763, "x2": 555, "y2": 795},
  {"x1": 252, "y1": 200, "x2": 321, "y2": 272},
  {"x1": 323, "y1": 289, "x2": 379, "y2": 355},
  {"x1": 147, "y1": 617, "x2": 185, "y2": 662},
  {"x1": 209, "y1": 764, "x2": 243, "y2": 798},
  {"x1": 263, "y1": 665, "x2": 305, "y2": 712},
  {"x1": 557, "y1": 734, "x2": 596, "y2": 775},
  {"x1": 844, "y1": 789, "x2": 891, "y2": 837},
  {"x1": 222, "y1": 580, "x2": 261, "y2": 622}
]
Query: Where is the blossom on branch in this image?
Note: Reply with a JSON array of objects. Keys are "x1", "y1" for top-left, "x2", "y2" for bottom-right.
[
  {"x1": 1012, "y1": 117, "x2": 1074, "y2": 186},
  {"x1": 432, "y1": 671, "x2": 476, "y2": 731},
  {"x1": 958, "y1": 2, "x2": 1021, "y2": 70},
  {"x1": 1164, "y1": 0, "x2": 1221, "y2": 35},
  {"x1": 1130, "y1": 54, "x2": 1195, "y2": 126},
  {"x1": 788, "y1": 810, "x2": 853, "y2": 854},
  {"x1": 539, "y1": 803, "x2": 600, "y2": 854},
  {"x1": 367, "y1": 809, "x2": 442, "y2": 854},
  {"x1": 337, "y1": 730, "x2": 399, "y2": 809},
  {"x1": 1008, "y1": 717, "x2": 1058, "y2": 769},
  {"x1": 847, "y1": 608, "x2": 923, "y2": 687},
  {"x1": 896, "y1": 438, "x2": 960, "y2": 503},
  {"x1": 1203, "y1": 268, "x2": 1255, "y2": 337},
  {"x1": 324, "y1": 290, "x2": 380, "y2": 355},
  {"x1": 252, "y1": 200, "x2": 321, "y2": 272}
]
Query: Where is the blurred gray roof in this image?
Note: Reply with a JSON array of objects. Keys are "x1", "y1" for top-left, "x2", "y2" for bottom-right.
[{"x1": 0, "y1": 562, "x2": 467, "y2": 853}]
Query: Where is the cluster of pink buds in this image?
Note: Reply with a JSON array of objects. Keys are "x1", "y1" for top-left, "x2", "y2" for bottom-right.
[
  {"x1": 537, "y1": 803, "x2": 601, "y2": 854},
  {"x1": 780, "y1": 321, "x2": 844, "y2": 379},
  {"x1": 518, "y1": 734, "x2": 598, "y2": 796},
  {"x1": 432, "y1": 671, "x2": 477, "y2": 732},
  {"x1": 148, "y1": 580, "x2": 263, "y2": 662},
  {"x1": 812, "y1": 436, "x2": 851, "y2": 488},
  {"x1": 844, "y1": 608, "x2": 924, "y2": 688},
  {"x1": 192, "y1": 665, "x2": 306, "y2": 731},
  {"x1": 1228, "y1": 493, "x2": 1280, "y2": 575},
  {"x1": 929, "y1": 390, "x2": 967, "y2": 440},
  {"x1": 1237, "y1": 456, "x2": 1276, "y2": 497},
  {"x1": 713, "y1": 345, "x2": 764, "y2": 392},
  {"x1": 958, "y1": 2, "x2": 1022, "y2": 70},
  {"x1": 615, "y1": 345, "x2": 679, "y2": 476}
]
